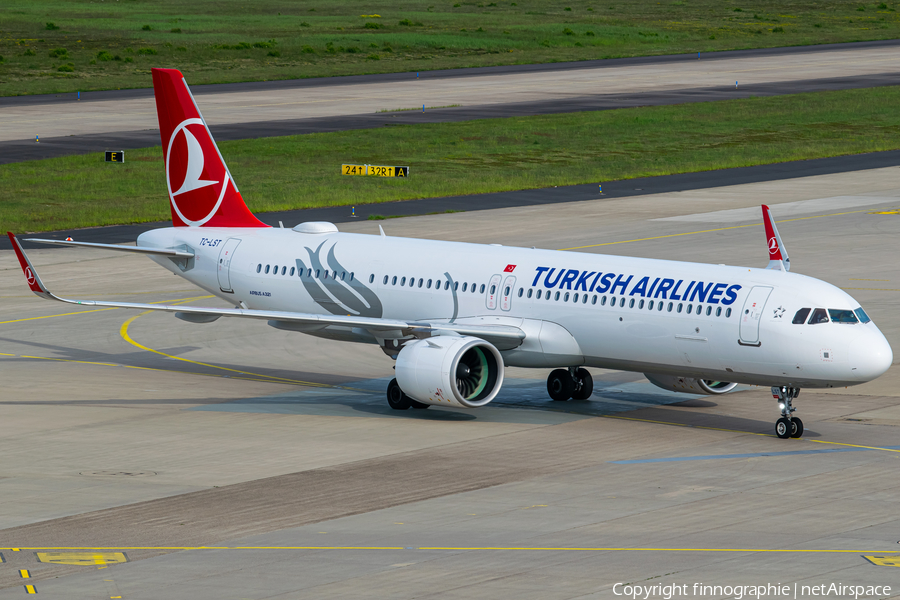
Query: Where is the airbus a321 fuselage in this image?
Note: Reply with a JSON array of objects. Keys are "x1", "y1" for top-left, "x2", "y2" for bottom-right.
[{"x1": 10, "y1": 68, "x2": 893, "y2": 439}]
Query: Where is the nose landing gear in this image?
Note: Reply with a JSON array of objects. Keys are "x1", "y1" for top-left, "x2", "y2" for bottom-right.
[
  {"x1": 772, "y1": 386, "x2": 803, "y2": 438},
  {"x1": 547, "y1": 367, "x2": 593, "y2": 401}
]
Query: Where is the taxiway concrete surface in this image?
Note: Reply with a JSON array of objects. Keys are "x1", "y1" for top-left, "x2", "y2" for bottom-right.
[
  {"x1": 1, "y1": 167, "x2": 898, "y2": 598},
  {"x1": 3, "y1": 41, "x2": 900, "y2": 162}
]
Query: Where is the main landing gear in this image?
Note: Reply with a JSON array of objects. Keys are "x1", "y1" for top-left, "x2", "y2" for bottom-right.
[
  {"x1": 547, "y1": 367, "x2": 594, "y2": 401},
  {"x1": 386, "y1": 378, "x2": 429, "y2": 410},
  {"x1": 772, "y1": 386, "x2": 803, "y2": 439}
]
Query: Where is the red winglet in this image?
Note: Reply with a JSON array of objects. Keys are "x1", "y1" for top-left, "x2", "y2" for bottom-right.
[
  {"x1": 7, "y1": 232, "x2": 50, "y2": 296},
  {"x1": 761, "y1": 205, "x2": 783, "y2": 261},
  {"x1": 152, "y1": 68, "x2": 268, "y2": 228}
]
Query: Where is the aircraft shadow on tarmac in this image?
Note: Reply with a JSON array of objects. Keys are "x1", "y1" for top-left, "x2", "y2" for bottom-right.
[{"x1": 189, "y1": 376, "x2": 731, "y2": 426}]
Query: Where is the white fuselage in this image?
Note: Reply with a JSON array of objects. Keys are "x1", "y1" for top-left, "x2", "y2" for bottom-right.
[{"x1": 138, "y1": 225, "x2": 893, "y2": 389}]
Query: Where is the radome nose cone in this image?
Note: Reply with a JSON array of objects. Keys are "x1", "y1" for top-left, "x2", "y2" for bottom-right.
[{"x1": 850, "y1": 330, "x2": 894, "y2": 381}]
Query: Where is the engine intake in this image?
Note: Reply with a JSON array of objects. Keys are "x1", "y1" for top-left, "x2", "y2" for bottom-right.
[
  {"x1": 644, "y1": 373, "x2": 738, "y2": 395},
  {"x1": 396, "y1": 336, "x2": 504, "y2": 408}
]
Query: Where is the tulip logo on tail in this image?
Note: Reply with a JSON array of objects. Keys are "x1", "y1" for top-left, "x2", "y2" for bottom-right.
[
  {"x1": 768, "y1": 237, "x2": 779, "y2": 255},
  {"x1": 25, "y1": 266, "x2": 35, "y2": 286},
  {"x1": 166, "y1": 118, "x2": 229, "y2": 227}
]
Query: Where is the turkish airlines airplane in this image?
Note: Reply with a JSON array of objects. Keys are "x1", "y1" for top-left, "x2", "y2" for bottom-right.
[{"x1": 8, "y1": 68, "x2": 893, "y2": 439}]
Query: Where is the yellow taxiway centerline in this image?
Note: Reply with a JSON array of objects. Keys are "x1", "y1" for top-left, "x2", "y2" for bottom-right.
[{"x1": 2, "y1": 546, "x2": 898, "y2": 553}]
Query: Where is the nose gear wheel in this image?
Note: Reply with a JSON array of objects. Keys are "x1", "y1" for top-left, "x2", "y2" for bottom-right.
[{"x1": 772, "y1": 386, "x2": 802, "y2": 438}]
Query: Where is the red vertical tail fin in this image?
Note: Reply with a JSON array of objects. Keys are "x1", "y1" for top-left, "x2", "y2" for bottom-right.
[{"x1": 152, "y1": 68, "x2": 268, "y2": 228}]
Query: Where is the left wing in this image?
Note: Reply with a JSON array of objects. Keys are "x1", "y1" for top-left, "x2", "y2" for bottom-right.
[
  {"x1": 7, "y1": 232, "x2": 525, "y2": 349},
  {"x1": 25, "y1": 237, "x2": 195, "y2": 258}
]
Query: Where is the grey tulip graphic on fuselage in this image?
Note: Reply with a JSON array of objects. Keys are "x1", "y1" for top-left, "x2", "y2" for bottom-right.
[{"x1": 296, "y1": 241, "x2": 383, "y2": 317}]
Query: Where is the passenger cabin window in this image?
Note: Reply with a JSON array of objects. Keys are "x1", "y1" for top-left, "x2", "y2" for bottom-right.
[
  {"x1": 527, "y1": 289, "x2": 533, "y2": 298},
  {"x1": 808, "y1": 308, "x2": 829, "y2": 324},
  {"x1": 290, "y1": 267, "x2": 295, "y2": 276},
  {"x1": 855, "y1": 307, "x2": 871, "y2": 323},
  {"x1": 829, "y1": 309, "x2": 859, "y2": 323},
  {"x1": 256, "y1": 264, "x2": 261, "y2": 273},
  {"x1": 265, "y1": 265, "x2": 270, "y2": 274},
  {"x1": 480, "y1": 284, "x2": 486, "y2": 294},
  {"x1": 793, "y1": 308, "x2": 811, "y2": 324},
  {"x1": 281, "y1": 266, "x2": 287, "y2": 276}
]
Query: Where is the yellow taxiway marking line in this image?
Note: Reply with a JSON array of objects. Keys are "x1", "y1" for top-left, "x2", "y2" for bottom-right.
[
  {"x1": 864, "y1": 555, "x2": 900, "y2": 567},
  {"x1": 806, "y1": 439, "x2": 900, "y2": 454},
  {"x1": 121, "y1": 308, "x2": 368, "y2": 392},
  {"x1": 0, "y1": 353, "x2": 301, "y2": 386},
  {"x1": 19, "y1": 570, "x2": 30, "y2": 578},
  {"x1": 0, "y1": 307, "x2": 117, "y2": 324},
  {"x1": 36, "y1": 551, "x2": 127, "y2": 565},
  {"x1": 24, "y1": 585, "x2": 36, "y2": 594},
  {"x1": 0, "y1": 295, "x2": 212, "y2": 326},
  {"x1": 3, "y1": 546, "x2": 899, "y2": 554},
  {"x1": 559, "y1": 209, "x2": 879, "y2": 251}
]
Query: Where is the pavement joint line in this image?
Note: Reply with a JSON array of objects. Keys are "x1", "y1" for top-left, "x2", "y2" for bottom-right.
[
  {"x1": 2, "y1": 547, "x2": 899, "y2": 553},
  {"x1": 558, "y1": 208, "x2": 879, "y2": 251},
  {"x1": 120, "y1": 307, "x2": 369, "y2": 392}
]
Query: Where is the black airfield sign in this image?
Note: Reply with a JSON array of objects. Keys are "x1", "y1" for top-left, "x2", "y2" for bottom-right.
[{"x1": 105, "y1": 151, "x2": 125, "y2": 163}]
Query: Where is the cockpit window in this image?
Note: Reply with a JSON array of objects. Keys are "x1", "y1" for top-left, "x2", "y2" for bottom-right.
[
  {"x1": 854, "y1": 307, "x2": 871, "y2": 323},
  {"x1": 829, "y1": 309, "x2": 859, "y2": 323},
  {"x1": 792, "y1": 308, "x2": 811, "y2": 324},
  {"x1": 808, "y1": 308, "x2": 829, "y2": 324}
]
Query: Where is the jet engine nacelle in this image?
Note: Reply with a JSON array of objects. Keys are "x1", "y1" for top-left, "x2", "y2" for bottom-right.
[
  {"x1": 396, "y1": 336, "x2": 504, "y2": 408},
  {"x1": 644, "y1": 373, "x2": 738, "y2": 395}
]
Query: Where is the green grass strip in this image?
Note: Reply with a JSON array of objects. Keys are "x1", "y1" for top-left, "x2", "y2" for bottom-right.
[
  {"x1": 3, "y1": 0, "x2": 900, "y2": 96},
  {"x1": 3, "y1": 85, "x2": 900, "y2": 233}
]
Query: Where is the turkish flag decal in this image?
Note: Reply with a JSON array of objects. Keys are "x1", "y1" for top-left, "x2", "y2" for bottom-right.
[{"x1": 504, "y1": 264, "x2": 516, "y2": 272}]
